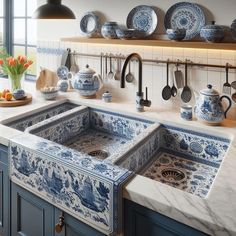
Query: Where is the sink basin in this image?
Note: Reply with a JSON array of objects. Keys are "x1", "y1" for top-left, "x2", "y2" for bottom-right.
[
  {"x1": 2, "y1": 101, "x2": 78, "y2": 131},
  {"x1": 25, "y1": 105, "x2": 160, "y2": 164},
  {"x1": 139, "y1": 125, "x2": 231, "y2": 198}
]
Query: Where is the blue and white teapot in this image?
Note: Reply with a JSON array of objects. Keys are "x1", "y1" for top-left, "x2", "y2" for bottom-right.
[
  {"x1": 194, "y1": 84, "x2": 232, "y2": 125},
  {"x1": 73, "y1": 64, "x2": 103, "y2": 97}
]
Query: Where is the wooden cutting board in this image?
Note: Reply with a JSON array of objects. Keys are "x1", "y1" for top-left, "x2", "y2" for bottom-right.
[{"x1": 0, "y1": 93, "x2": 32, "y2": 107}]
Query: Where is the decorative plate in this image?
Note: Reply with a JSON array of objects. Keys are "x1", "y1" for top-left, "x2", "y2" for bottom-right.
[
  {"x1": 80, "y1": 12, "x2": 99, "y2": 37},
  {"x1": 126, "y1": 5, "x2": 158, "y2": 36},
  {"x1": 57, "y1": 66, "x2": 69, "y2": 80},
  {"x1": 164, "y1": 2, "x2": 205, "y2": 40}
]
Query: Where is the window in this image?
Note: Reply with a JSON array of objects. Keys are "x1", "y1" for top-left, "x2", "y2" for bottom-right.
[
  {"x1": 13, "y1": 0, "x2": 37, "y2": 78},
  {"x1": 0, "y1": 0, "x2": 37, "y2": 78},
  {"x1": 0, "y1": 0, "x2": 4, "y2": 46}
]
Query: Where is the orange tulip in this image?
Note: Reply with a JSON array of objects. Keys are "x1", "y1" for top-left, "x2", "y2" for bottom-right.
[
  {"x1": 9, "y1": 59, "x2": 17, "y2": 66},
  {"x1": 6, "y1": 57, "x2": 13, "y2": 61},
  {"x1": 0, "y1": 59, "x2": 3, "y2": 65},
  {"x1": 24, "y1": 63, "x2": 29, "y2": 69},
  {"x1": 28, "y1": 60, "x2": 33, "y2": 65}
]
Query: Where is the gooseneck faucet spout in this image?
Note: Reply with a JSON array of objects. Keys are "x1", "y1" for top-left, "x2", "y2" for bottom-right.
[{"x1": 121, "y1": 53, "x2": 151, "y2": 112}]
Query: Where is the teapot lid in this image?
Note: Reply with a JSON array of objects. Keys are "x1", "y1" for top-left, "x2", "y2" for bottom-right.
[
  {"x1": 79, "y1": 64, "x2": 95, "y2": 74},
  {"x1": 200, "y1": 84, "x2": 219, "y2": 96}
]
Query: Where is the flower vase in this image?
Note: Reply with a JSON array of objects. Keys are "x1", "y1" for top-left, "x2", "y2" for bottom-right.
[{"x1": 9, "y1": 74, "x2": 23, "y2": 92}]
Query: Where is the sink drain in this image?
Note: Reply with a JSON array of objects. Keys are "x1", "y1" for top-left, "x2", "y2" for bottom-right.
[
  {"x1": 88, "y1": 150, "x2": 109, "y2": 160},
  {"x1": 161, "y1": 168, "x2": 186, "y2": 182}
]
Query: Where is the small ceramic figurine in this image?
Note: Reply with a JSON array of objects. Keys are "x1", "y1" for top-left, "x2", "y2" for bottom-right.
[
  {"x1": 73, "y1": 64, "x2": 103, "y2": 98},
  {"x1": 194, "y1": 84, "x2": 232, "y2": 125}
]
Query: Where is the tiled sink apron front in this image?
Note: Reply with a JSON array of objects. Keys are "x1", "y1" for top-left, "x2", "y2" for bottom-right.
[{"x1": 9, "y1": 106, "x2": 160, "y2": 235}]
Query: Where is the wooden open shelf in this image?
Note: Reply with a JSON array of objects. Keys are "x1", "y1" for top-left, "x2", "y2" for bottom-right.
[{"x1": 61, "y1": 37, "x2": 236, "y2": 51}]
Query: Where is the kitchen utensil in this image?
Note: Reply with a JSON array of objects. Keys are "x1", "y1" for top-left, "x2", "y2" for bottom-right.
[
  {"x1": 100, "y1": 53, "x2": 103, "y2": 79},
  {"x1": 114, "y1": 57, "x2": 121, "y2": 80},
  {"x1": 195, "y1": 84, "x2": 232, "y2": 125},
  {"x1": 162, "y1": 60, "x2": 172, "y2": 100},
  {"x1": 171, "y1": 75, "x2": 177, "y2": 97},
  {"x1": 181, "y1": 62, "x2": 192, "y2": 103},
  {"x1": 231, "y1": 81, "x2": 236, "y2": 90},
  {"x1": 126, "y1": 5, "x2": 158, "y2": 36},
  {"x1": 107, "y1": 56, "x2": 114, "y2": 79},
  {"x1": 174, "y1": 63, "x2": 184, "y2": 88},
  {"x1": 232, "y1": 92, "x2": 236, "y2": 103},
  {"x1": 70, "y1": 52, "x2": 79, "y2": 73},
  {"x1": 222, "y1": 63, "x2": 231, "y2": 95},
  {"x1": 105, "y1": 55, "x2": 108, "y2": 80},
  {"x1": 125, "y1": 62, "x2": 134, "y2": 83}
]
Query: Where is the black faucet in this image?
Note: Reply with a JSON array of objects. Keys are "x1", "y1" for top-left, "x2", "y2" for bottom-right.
[{"x1": 121, "y1": 53, "x2": 151, "y2": 112}]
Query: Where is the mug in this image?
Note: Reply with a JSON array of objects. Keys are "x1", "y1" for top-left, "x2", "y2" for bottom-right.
[{"x1": 180, "y1": 105, "x2": 192, "y2": 120}]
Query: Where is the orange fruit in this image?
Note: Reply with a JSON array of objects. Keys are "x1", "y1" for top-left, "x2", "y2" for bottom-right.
[
  {"x1": 2, "y1": 89, "x2": 10, "y2": 98},
  {"x1": 5, "y1": 92, "x2": 12, "y2": 101}
]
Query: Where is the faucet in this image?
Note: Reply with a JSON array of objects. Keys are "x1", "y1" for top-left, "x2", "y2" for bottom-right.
[{"x1": 121, "y1": 53, "x2": 151, "y2": 112}]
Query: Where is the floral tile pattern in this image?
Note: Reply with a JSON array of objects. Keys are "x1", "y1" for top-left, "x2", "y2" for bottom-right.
[
  {"x1": 142, "y1": 152, "x2": 218, "y2": 198},
  {"x1": 5, "y1": 102, "x2": 78, "y2": 131},
  {"x1": 160, "y1": 125, "x2": 230, "y2": 166}
]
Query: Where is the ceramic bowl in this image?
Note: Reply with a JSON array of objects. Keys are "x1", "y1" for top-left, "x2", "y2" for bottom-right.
[
  {"x1": 101, "y1": 22, "x2": 119, "y2": 39},
  {"x1": 166, "y1": 28, "x2": 186, "y2": 41},
  {"x1": 40, "y1": 87, "x2": 59, "y2": 100},
  {"x1": 13, "y1": 89, "x2": 26, "y2": 100}
]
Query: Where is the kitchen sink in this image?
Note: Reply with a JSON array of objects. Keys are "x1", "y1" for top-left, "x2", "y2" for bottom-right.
[
  {"x1": 25, "y1": 105, "x2": 160, "y2": 164},
  {"x1": 2, "y1": 101, "x2": 78, "y2": 131},
  {"x1": 138, "y1": 125, "x2": 231, "y2": 198}
]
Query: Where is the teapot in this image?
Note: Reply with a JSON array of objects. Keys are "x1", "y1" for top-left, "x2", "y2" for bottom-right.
[
  {"x1": 73, "y1": 65, "x2": 103, "y2": 98},
  {"x1": 194, "y1": 84, "x2": 232, "y2": 125}
]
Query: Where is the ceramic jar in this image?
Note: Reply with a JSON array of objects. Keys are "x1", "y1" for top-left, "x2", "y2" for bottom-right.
[
  {"x1": 57, "y1": 79, "x2": 69, "y2": 92},
  {"x1": 180, "y1": 105, "x2": 192, "y2": 120},
  {"x1": 101, "y1": 22, "x2": 119, "y2": 39},
  {"x1": 73, "y1": 64, "x2": 103, "y2": 98},
  {"x1": 102, "y1": 91, "x2": 112, "y2": 102},
  {"x1": 194, "y1": 84, "x2": 232, "y2": 125},
  {"x1": 200, "y1": 21, "x2": 224, "y2": 43}
]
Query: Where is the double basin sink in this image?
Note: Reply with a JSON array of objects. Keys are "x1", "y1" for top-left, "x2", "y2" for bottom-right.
[{"x1": 3, "y1": 99, "x2": 230, "y2": 234}]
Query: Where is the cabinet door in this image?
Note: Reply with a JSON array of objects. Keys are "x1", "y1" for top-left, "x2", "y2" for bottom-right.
[
  {"x1": 0, "y1": 145, "x2": 9, "y2": 236},
  {"x1": 11, "y1": 183, "x2": 55, "y2": 236},
  {"x1": 54, "y1": 208, "x2": 105, "y2": 236},
  {"x1": 124, "y1": 199, "x2": 209, "y2": 236}
]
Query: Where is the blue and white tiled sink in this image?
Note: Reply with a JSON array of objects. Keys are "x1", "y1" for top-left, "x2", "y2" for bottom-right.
[
  {"x1": 8, "y1": 103, "x2": 160, "y2": 235},
  {"x1": 137, "y1": 125, "x2": 231, "y2": 198}
]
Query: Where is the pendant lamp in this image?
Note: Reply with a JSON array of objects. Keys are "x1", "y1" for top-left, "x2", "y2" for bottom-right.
[{"x1": 32, "y1": 0, "x2": 76, "y2": 19}]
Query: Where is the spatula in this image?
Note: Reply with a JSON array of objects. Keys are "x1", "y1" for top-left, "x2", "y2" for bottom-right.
[
  {"x1": 223, "y1": 63, "x2": 231, "y2": 95},
  {"x1": 174, "y1": 64, "x2": 184, "y2": 89}
]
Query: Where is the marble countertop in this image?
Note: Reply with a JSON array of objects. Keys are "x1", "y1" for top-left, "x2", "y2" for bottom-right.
[{"x1": 0, "y1": 80, "x2": 236, "y2": 236}]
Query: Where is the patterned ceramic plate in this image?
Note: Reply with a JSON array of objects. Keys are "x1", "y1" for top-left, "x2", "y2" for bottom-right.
[
  {"x1": 164, "y1": 2, "x2": 205, "y2": 40},
  {"x1": 126, "y1": 5, "x2": 158, "y2": 36},
  {"x1": 80, "y1": 12, "x2": 99, "y2": 37},
  {"x1": 56, "y1": 66, "x2": 69, "y2": 79}
]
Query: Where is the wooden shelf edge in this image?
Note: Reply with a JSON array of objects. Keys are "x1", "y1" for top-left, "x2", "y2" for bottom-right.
[{"x1": 61, "y1": 37, "x2": 236, "y2": 51}]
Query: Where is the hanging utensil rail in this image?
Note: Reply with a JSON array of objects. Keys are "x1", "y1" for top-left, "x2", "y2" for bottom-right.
[{"x1": 70, "y1": 51, "x2": 236, "y2": 70}]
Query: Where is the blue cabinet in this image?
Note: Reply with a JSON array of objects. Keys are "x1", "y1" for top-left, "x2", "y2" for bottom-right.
[
  {"x1": 11, "y1": 183, "x2": 105, "y2": 236},
  {"x1": 0, "y1": 145, "x2": 9, "y2": 236},
  {"x1": 124, "y1": 199, "x2": 209, "y2": 236}
]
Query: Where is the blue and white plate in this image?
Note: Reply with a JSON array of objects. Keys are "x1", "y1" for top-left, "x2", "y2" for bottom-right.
[
  {"x1": 126, "y1": 5, "x2": 158, "y2": 36},
  {"x1": 164, "y1": 2, "x2": 205, "y2": 40},
  {"x1": 57, "y1": 66, "x2": 69, "y2": 80},
  {"x1": 80, "y1": 12, "x2": 100, "y2": 37}
]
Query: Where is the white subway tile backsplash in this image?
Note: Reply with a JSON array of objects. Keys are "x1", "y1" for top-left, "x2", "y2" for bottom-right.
[{"x1": 37, "y1": 41, "x2": 236, "y2": 120}]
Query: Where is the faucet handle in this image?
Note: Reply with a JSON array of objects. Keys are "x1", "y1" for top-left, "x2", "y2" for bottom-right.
[{"x1": 142, "y1": 87, "x2": 151, "y2": 107}]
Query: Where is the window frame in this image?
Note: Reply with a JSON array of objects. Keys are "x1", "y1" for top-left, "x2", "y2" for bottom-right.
[{"x1": 2, "y1": 0, "x2": 36, "y2": 80}]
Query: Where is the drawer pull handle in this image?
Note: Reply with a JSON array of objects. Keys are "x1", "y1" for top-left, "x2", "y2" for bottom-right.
[{"x1": 55, "y1": 211, "x2": 65, "y2": 233}]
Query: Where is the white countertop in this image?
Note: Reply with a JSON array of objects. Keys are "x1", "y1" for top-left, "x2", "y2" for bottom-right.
[{"x1": 0, "y1": 79, "x2": 236, "y2": 236}]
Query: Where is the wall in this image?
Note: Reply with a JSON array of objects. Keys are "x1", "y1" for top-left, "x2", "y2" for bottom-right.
[{"x1": 36, "y1": 0, "x2": 236, "y2": 120}]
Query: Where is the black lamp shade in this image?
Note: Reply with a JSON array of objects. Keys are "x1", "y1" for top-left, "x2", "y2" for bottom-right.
[{"x1": 32, "y1": 0, "x2": 76, "y2": 19}]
